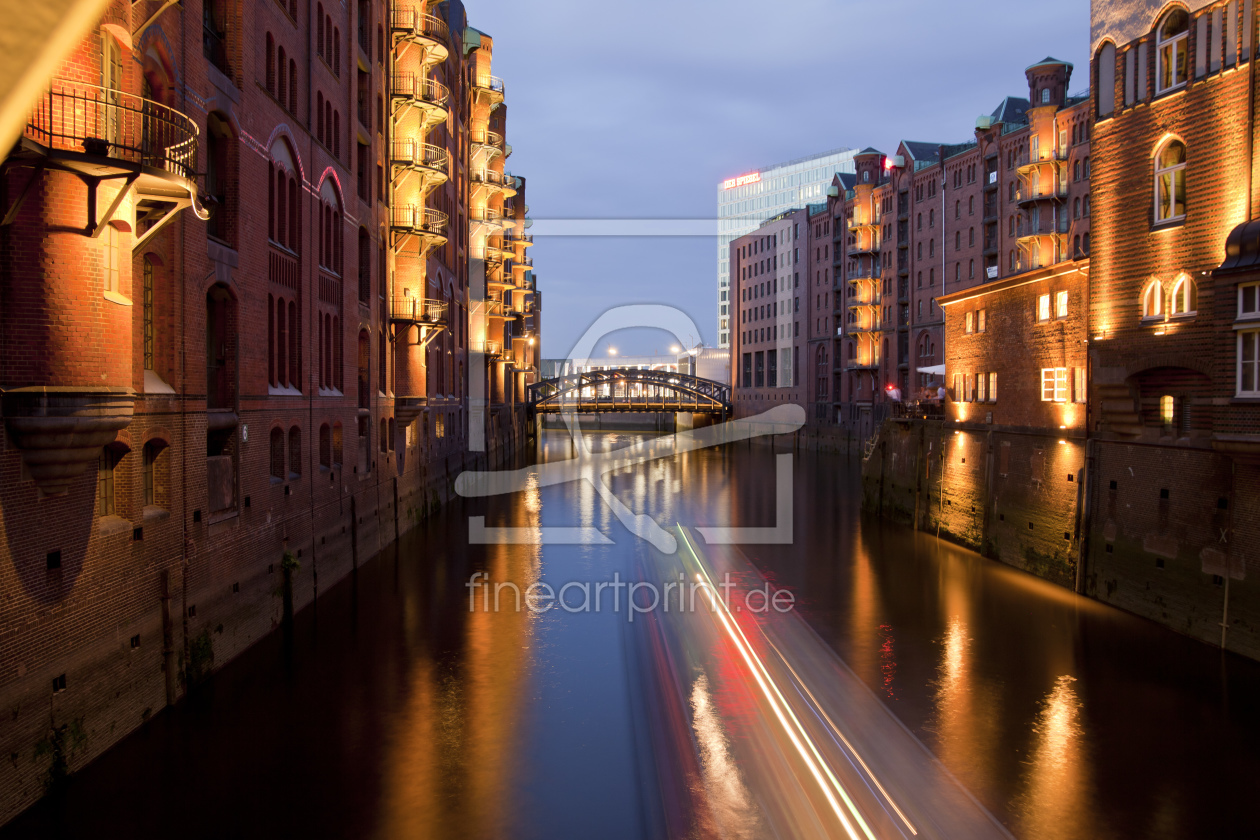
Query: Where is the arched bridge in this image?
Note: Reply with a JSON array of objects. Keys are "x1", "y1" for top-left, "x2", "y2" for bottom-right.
[{"x1": 528, "y1": 369, "x2": 731, "y2": 416}]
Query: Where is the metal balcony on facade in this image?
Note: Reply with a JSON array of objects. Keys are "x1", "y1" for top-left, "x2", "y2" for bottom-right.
[
  {"x1": 390, "y1": 295, "x2": 448, "y2": 326},
  {"x1": 1016, "y1": 150, "x2": 1068, "y2": 177},
  {"x1": 1016, "y1": 186, "x2": 1068, "y2": 207},
  {"x1": 471, "y1": 167, "x2": 515, "y2": 197},
  {"x1": 390, "y1": 140, "x2": 448, "y2": 192},
  {"x1": 390, "y1": 73, "x2": 449, "y2": 126},
  {"x1": 390, "y1": 8, "x2": 450, "y2": 64},
  {"x1": 473, "y1": 74, "x2": 506, "y2": 104},
  {"x1": 390, "y1": 204, "x2": 448, "y2": 250},
  {"x1": 11, "y1": 79, "x2": 208, "y2": 247}
]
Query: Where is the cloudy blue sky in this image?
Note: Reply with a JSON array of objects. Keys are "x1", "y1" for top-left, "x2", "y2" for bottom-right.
[{"x1": 477, "y1": 0, "x2": 1092, "y2": 359}]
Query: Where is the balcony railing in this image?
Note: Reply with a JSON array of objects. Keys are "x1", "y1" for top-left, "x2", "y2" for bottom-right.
[
  {"x1": 470, "y1": 168, "x2": 510, "y2": 188},
  {"x1": 390, "y1": 9, "x2": 450, "y2": 46},
  {"x1": 471, "y1": 207, "x2": 506, "y2": 225},
  {"x1": 482, "y1": 340, "x2": 503, "y2": 356},
  {"x1": 25, "y1": 80, "x2": 199, "y2": 183},
  {"x1": 1017, "y1": 218, "x2": 1069, "y2": 237},
  {"x1": 391, "y1": 140, "x2": 448, "y2": 174},
  {"x1": 473, "y1": 75, "x2": 506, "y2": 97},
  {"x1": 471, "y1": 128, "x2": 505, "y2": 151},
  {"x1": 390, "y1": 73, "x2": 449, "y2": 109},
  {"x1": 389, "y1": 296, "x2": 447, "y2": 324},
  {"x1": 391, "y1": 205, "x2": 449, "y2": 236}
]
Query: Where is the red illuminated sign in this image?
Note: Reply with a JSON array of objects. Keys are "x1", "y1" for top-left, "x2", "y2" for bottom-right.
[{"x1": 722, "y1": 172, "x2": 762, "y2": 190}]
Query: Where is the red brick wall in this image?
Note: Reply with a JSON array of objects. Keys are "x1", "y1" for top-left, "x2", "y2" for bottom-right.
[{"x1": 0, "y1": 0, "x2": 532, "y2": 825}]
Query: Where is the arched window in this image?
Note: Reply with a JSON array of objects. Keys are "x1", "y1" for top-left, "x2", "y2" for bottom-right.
[
  {"x1": 1083, "y1": 195, "x2": 1091, "y2": 216},
  {"x1": 1074, "y1": 160, "x2": 1081, "y2": 181},
  {"x1": 1096, "y1": 42, "x2": 1116, "y2": 116},
  {"x1": 318, "y1": 177, "x2": 344, "y2": 274},
  {"x1": 954, "y1": 200, "x2": 960, "y2": 219},
  {"x1": 1154, "y1": 139, "x2": 1186, "y2": 222},
  {"x1": 332, "y1": 421, "x2": 343, "y2": 467},
  {"x1": 289, "y1": 58, "x2": 297, "y2": 110},
  {"x1": 270, "y1": 427, "x2": 285, "y2": 480},
  {"x1": 1170, "y1": 275, "x2": 1197, "y2": 316},
  {"x1": 968, "y1": 196, "x2": 974, "y2": 215},
  {"x1": 1041, "y1": 88, "x2": 1051, "y2": 103},
  {"x1": 320, "y1": 423, "x2": 331, "y2": 469},
  {"x1": 288, "y1": 426, "x2": 301, "y2": 479},
  {"x1": 358, "y1": 227, "x2": 371, "y2": 302},
  {"x1": 968, "y1": 227, "x2": 975, "y2": 246},
  {"x1": 143, "y1": 439, "x2": 169, "y2": 508},
  {"x1": 265, "y1": 33, "x2": 275, "y2": 94},
  {"x1": 955, "y1": 231, "x2": 961, "y2": 250},
  {"x1": 1156, "y1": 9, "x2": 1190, "y2": 93},
  {"x1": 1082, "y1": 232, "x2": 1090, "y2": 254},
  {"x1": 205, "y1": 113, "x2": 236, "y2": 245},
  {"x1": 317, "y1": 91, "x2": 324, "y2": 142},
  {"x1": 1142, "y1": 279, "x2": 1165, "y2": 320},
  {"x1": 317, "y1": 4, "x2": 325, "y2": 56},
  {"x1": 1074, "y1": 197, "x2": 1080, "y2": 219},
  {"x1": 277, "y1": 46, "x2": 287, "y2": 109}
]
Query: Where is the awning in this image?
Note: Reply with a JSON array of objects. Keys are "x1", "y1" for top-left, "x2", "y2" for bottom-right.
[{"x1": 918, "y1": 364, "x2": 947, "y2": 376}]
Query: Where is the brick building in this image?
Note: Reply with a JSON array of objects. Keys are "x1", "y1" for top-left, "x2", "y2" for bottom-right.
[
  {"x1": 1084, "y1": 0, "x2": 1260, "y2": 656},
  {"x1": 826, "y1": 61, "x2": 1092, "y2": 431},
  {"x1": 0, "y1": 0, "x2": 539, "y2": 822},
  {"x1": 730, "y1": 208, "x2": 810, "y2": 413}
]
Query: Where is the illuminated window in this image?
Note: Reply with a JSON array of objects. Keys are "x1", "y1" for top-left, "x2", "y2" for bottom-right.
[
  {"x1": 976, "y1": 372, "x2": 987, "y2": 401},
  {"x1": 1142, "y1": 279, "x2": 1164, "y2": 320},
  {"x1": 965, "y1": 311, "x2": 974, "y2": 333},
  {"x1": 1160, "y1": 394, "x2": 1175, "y2": 425},
  {"x1": 1170, "y1": 275, "x2": 1197, "y2": 316},
  {"x1": 1037, "y1": 293, "x2": 1051, "y2": 322},
  {"x1": 988, "y1": 372, "x2": 997, "y2": 402},
  {"x1": 1041, "y1": 368, "x2": 1068, "y2": 402},
  {"x1": 1074, "y1": 367, "x2": 1086, "y2": 403},
  {"x1": 1154, "y1": 139, "x2": 1187, "y2": 223},
  {"x1": 1240, "y1": 330, "x2": 1260, "y2": 396},
  {"x1": 978, "y1": 308, "x2": 986, "y2": 332},
  {"x1": 1156, "y1": 9, "x2": 1189, "y2": 93},
  {"x1": 1056, "y1": 290, "x2": 1069, "y2": 318}
]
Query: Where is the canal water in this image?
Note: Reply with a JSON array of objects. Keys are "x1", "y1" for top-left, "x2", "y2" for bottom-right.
[{"x1": 5, "y1": 430, "x2": 1260, "y2": 839}]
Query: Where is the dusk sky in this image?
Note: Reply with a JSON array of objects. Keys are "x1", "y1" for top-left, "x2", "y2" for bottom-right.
[{"x1": 478, "y1": 0, "x2": 1092, "y2": 360}]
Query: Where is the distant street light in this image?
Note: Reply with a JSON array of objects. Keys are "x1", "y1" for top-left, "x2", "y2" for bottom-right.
[
  {"x1": 608, "y1": 347, "x2": 617, "y2": 356},
  {"x1": 670, "y1": 345, "x2": 681, "y2": 354}
]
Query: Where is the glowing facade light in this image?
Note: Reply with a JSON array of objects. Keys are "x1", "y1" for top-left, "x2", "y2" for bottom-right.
[{"x1": 721, "y1": 172, "x2": 762, "y2": 190}]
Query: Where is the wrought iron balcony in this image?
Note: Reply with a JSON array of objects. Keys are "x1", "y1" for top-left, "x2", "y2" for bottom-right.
[
  {"x1": 482, "y1": 340, "x2": 503, "y2": 357},
  {"x1": 471, "y1": 128, "x2": 504, "y2": 154},
  {"x1": 391, "y1": 205, "x2": 448, "y2": 237},
  {"x1": 22, "y1": 80, "x2": 200, "y2": 189},
  {"x1": 390, "y1": 73, "x2": 449, "y2": 114},
  {"x1": 389, "y1": 296, "x2": 447, "y2": 325},
  {"x1": 390, "y1": 8, "x2": 450, "y2": 61},
  {"x1": 390, "y1": 140, "x2": 448, "y2": 193},
  {"x1": 470, "y1": 168, "x2": 512, "y2": 192},
  {"x1": 471, "y1": 206, "x2": 506, "y2": 228},
  {"x1": 473, "y1": 74, "x2": 505, "y2": 103}
]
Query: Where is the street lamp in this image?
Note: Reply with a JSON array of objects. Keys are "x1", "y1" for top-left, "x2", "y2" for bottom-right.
[
  {"x1": 670, "y1": 345, "x2": 681, "y2": 354},
  {"x1": 608, "y1": 346, "x2": 617, "y2": 356}
]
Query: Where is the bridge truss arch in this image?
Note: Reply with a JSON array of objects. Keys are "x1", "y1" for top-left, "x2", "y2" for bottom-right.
[{"x1": 528, "y1": 369, "x2": 731, "y2": 416}]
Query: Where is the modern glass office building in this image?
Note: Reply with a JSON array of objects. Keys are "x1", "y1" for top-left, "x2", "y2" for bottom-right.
[{"x1": 716, "y1": 148, "x2": 858, "y2": 347}]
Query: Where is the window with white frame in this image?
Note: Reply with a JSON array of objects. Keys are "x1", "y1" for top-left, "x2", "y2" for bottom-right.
[
  {"x1": 1142, "y1": 279, "x2": 1164, "y2": 320},
  {"x1": 976, "y1": 372, "x2": 987, "y2": 402},
  {"x1": 1073, "y1": 367, "x2": 1086, "y2": 403},
  {"x1": 1238, "y1": 283, "x2": 1260, "y2": 319},
  {"x1": 1056, "y1": 290, "x2": 1069, "y2": 318},
  {"x1": 1037, "y1": 293, "x2": 1051, "y2": 322},
  {"x1": 965, "y1": 311, "x2": 974, "y2": 333},
  {"x1": 988, "y1": 372, "x2": 997, "y2": 402},
  {"x1": 978, "y1": 308, "x2": 987, "y2": 332},
  {"x1": 1170, "y1": 275, "x2": 1197, "y2": 316},
  {"x1": 1154, "y1": 140, "x2": 1187, "y2": 223},
  {"x1": 1156, "y1": 9, "x2": 1190, "y2": 93},
  {"x1": 1240, "y1": 330, "x2": 1260, "y2": 396},
  {"x1": 1041, "y1": 367, "x2": 1068, "y2": 402}
]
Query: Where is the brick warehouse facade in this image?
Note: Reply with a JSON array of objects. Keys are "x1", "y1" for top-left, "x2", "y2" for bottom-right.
[
  {"x1": 824, "y1": 61, "x2": 1092, "y2": 429},
  {"x1": 0, "y1": 0, "x2": 540, "y2": 823},
  {"x1": 1084, "y1": 0, "x2": 1260, "y2": 657},
  {"x1": 860, "y1": 5, "x2": 1260, "y2": 661}
]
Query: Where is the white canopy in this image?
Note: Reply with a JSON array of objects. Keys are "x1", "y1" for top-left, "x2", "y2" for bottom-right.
[{"x1": 918, "y1": 364, "x2": 947, "y2": 376}]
